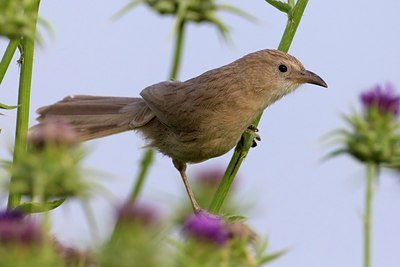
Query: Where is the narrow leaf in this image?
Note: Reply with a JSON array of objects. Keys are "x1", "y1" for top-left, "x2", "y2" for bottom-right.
[
  {"x1": 265, "y1": 0, "x2": 291, "y2": 14},
  {"x1": 0, "y1": 103, "x2": 18, "y2": 110},
  {"x1": 258, "y1": 249, "x2": 288, "y2": 264},
  {"x1": 15, "y1": 198, "x2": 66, "y2": 213},
  {"x1": 217, "y1": 4, "x2": 258, "y2": 22},
  {"x1": 224, "y1": 214, "x2": 247, "y2": 222},
  {"x1": 111, "y1": 0, "x2": 144, "y2": 21}
]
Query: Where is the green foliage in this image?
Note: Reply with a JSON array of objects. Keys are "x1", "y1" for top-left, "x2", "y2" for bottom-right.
[
  {"x1": 3, "y1": 145, "x2": 88, "y2": 202},
  {"x1": 328, "y1": 107, "x2": 400, "y2": 166},
  {"x1": 0, "y1": 0, "x2": 38, "y2": 40},
  {"x1": 0, "y1": 244, "x2": 64, "y2": 267}
]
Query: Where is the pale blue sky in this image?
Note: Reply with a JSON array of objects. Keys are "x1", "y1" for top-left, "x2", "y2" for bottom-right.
[{"x1": 1, "y1": 1, "x2": 400, "y2": 266}]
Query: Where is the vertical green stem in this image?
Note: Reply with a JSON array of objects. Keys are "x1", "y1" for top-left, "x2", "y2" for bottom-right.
[
  {"x1": 364, "y1": 162, "x2": 376, "y2": 267},
  {"x1": 278, "y1": 0, "x2": 308, "y2": 52},
  {"x1": 209, "y1": 0, "x2": 309, "y2": 213},
  {"x1": 7, "y1": 0, "x2": 40, "y2": 210},
  {"x1": 169, "y1": 19, "x2": 186, "y2": 80},
  {"x1": 129, "y1": 19, "x2": 187, "y2": 202},
  {"x1": 0, "y1": 39, "x2": 19, "y2": 85},
  {"x1": 129, "y1": 149, "x2": 154, "y2": 201}
]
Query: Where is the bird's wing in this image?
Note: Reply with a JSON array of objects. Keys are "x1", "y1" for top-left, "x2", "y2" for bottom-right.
[{"x1": 140, "y1": 81, "x2": 191, "y2": 130}]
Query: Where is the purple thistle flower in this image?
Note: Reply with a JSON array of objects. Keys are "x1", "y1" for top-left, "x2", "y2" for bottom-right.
[
  {"x1": 183, "y1": 211, "x2": 229, "y2": 246},
  {"x1": 116, "y1": 202, "x2": 160, "y2": 226},
  {"x1": 0, "y1": 210, "x2": 42, "y2": 245},
  {"x1": 360, "y1": 84, "x2": 400, "y2": 116}
]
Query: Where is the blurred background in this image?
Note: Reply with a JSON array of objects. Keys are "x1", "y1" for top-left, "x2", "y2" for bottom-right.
[{"x1": 1, "y1": 1, "x2": 400, "y2": 266}]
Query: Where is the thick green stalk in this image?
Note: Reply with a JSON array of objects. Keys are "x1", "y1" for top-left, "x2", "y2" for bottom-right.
[
  {"x1": 7, "y1": 1, "x2": 40, "y2": 209},
  {"x1": 129, "y1": 19, "x2": 186, "y2": 202},
  {"x1": 209, "y1": 0, "x2": 309, "y2": 213},
  {"x1": 364, "y1": 162, "x2": 376, "y2": 267},
  {"x1": 0, "y1": 39, "x2": 19, "y2": 85}
]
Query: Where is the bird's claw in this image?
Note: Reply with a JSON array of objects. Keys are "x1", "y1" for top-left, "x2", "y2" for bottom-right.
[
  {"x1": 248, "y1": 125, "x2": 259, "y2": 132},
  {"x1": 247, "y1": 125, "x2": 261, "y2": 148}
]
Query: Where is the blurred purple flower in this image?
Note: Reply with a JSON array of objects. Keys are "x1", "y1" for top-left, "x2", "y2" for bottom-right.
[
  {"x1": 183, "y1": 211, "x2": 229, "y2": 246},
  {"x1": 54, "y1": 239, "x2": 95, "y2": 267},
  {"x1": 360, "y1": 84, "x2": 400, "y2": 116},
  {"x1": 196, "y1": 169, "x2": 225, "y2": 188},
  {"x1": 28, "y1": 119, "x2": 78, "y2": 150},
  {"x1": 195, "y1": 168, "x2": 238, "y2": 189},
  {"x1": 117, "y1": 202, "x2": 160, "y2": 226},
  {"x1": 0, "y1": 210, "x2": 42, "y2": 245}
]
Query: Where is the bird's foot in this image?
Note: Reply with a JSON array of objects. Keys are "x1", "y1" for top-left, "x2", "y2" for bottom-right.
[{"x1": 246, "y1": 125, "x2": 261, "y2": 148}]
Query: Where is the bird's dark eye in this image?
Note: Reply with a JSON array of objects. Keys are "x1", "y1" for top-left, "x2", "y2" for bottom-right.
[{"x1": 278, "y1": 64, "x2": 288, "y2": 73}]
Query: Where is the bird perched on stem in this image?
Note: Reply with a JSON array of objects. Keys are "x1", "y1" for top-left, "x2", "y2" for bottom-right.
[{"x1": 34, "y1": 49, "x2": 327, "y2": 213}]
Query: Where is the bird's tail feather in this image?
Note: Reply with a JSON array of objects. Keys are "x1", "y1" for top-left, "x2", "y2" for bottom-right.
[{"x1": 34, "y1": 95, "x2": 154, "y2": 141}]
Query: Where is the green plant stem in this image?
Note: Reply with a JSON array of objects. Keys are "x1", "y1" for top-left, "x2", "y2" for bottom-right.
[
  {"x1": 364, "y1": 162, "x2": 376, "y2": 267},
  {"x1": 209, "y1": 0, "x2": 309, "y2": 213},
  {"x1": 130, "y1": 149, "x2": 154, "y2": 201},
  {"x1": 0, "y1": 39, "x2": 19, "y2": 85},
  {"x1": 278, "y1": 0, "x2": 308, "y2": 52},
  {"x1": 169, "y1": 19, "x2": 186, "y2": 80},
  {"x1": 129, "y1": 19, "x2": 186, "y2": 203},
  {"x1": 7, "y1": 0, "x2": 41, "y2": 210}
]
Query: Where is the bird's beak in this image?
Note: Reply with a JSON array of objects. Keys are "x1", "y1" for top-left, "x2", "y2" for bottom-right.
[{"x1": 290, "y1": 70, "x2": 328, "y2": 88}]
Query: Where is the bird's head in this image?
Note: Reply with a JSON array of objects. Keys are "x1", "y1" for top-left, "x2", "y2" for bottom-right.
[{"x1": 237, "y1": 49, "x2": 327, "y2": 103}]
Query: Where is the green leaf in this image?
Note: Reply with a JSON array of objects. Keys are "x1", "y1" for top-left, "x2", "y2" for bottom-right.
[
  {"x1": 320, "y1": 148, "x2": 349, "y2": 162},
  {"x1": 0, "y1": 39, "x2": 19, "y2": 85},
  {"x1": 0, "y1": 103, "x2": 18, "y2": 110},
  {"x1": 258, "y1": 249, "x2": 288, "y2": 264},
  {"x1": 265, "y1": 0, "x2": 291, "y2": 14},
  {"x1": 15, "y1": 198, "x2": 66, "y2": 213},
  {"x1": 216, "y1": 4, "x2": 258, "y2": 22},
  {"x1": 224, "y1": 214, "x2": 247, "y2": 222},
  {"x1": 111, "y1": 0, "x2": 144, "y2": 21},
  {"x1": 205, "y1": 14, "x2": 232, "y2": 44}
]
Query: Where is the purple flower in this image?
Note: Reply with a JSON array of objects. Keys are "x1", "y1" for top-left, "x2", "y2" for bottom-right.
[
  {"x1": 195, "y1": 168, "x2": 238, "y2": 189},
  {"x1": 360, "y1": 84, "x2": 400, "y2": 116},
  {"x1": 183, "y1": 211, "x2": 229, "y2": 246},
  {"x1": 0, "y1": 210, "x2": 42, "y2": 245},
  {"x1": 116, "y1": 202, "x2": 160, "y2": 226},
  {"x1": 196, "y1": 169, "x2": 225, "y2": 188},
  {"x1": 28, "y1": 119, "x2": 78, "y2": 150},
  {"x1": 54, "y1": 239, "x2": 94, "y2": 266}
]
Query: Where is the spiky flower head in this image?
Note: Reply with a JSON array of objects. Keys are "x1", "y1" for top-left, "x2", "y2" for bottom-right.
[
  {"x1": 328, "y1": 83, "x2": 400, "y2": 165},
  {"x1": 4, "y1": 120, "x2": 88, "y2": 204},
  {"x1": 0, "y1": 0, "x2": 39, "y2": 39}
]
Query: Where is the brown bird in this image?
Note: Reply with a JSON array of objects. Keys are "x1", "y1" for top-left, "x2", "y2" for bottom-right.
[{"x1": 34, "y1": 49, "x2": 327, "y2": 212}]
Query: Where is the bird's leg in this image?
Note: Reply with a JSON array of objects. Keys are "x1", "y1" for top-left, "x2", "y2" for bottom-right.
[
  {"x1": 173, "y1": 160, "x2": 202, "y2": 213},
  {"x1": 246, "y1": 125, "x2": 261, "y2": 147}
]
